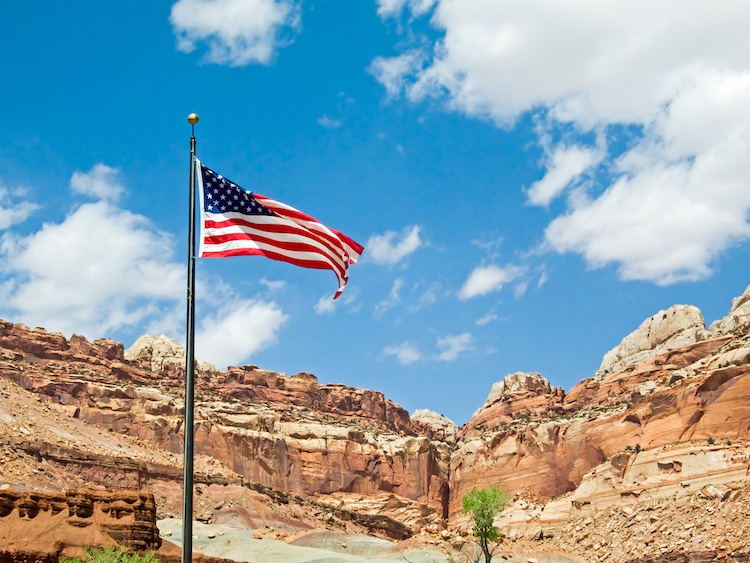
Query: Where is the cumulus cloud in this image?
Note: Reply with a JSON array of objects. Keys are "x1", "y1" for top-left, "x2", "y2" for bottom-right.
[
  {"x1": 70, "y1": 164, "x2": 125, "y2": 202},
  {"x1": 0, "y1": 200, "x2": 184, "y2": 339},
  {"x1": 196, "y1": 299, "x2": 287, "y2": 367},
  {"x1": 458, "y1": 264, "x2": 524, "y2": 300},
  {"x1": 374, "y1": 0, "x2": 750, "y2": 285},
  {"x1": 170, "y1": 0, "x2": 301, "y2": 66},
  {"x1": 436, "y1": 332, "x2": 472, "y2": 361},
  {"x1": 366, "y1": 225, "x2": 423, "y2": 265},
  {"x1": 382, "y1": 341, "x2": 422, "y2": 365}
]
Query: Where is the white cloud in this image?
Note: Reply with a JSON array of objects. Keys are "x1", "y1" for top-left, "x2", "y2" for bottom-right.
[
  {"x1": 547, "y1": 72, "x2": 750, "y2": 284},
  {"x1": 377, "y1": 0, "x2": 437, "y2": 19},
  {"x1": 315, "y1": 287, "x2": 360, "y2": 315},
  {"x1": 537, "y1": 269, "x2": 548, "y2": 288},
  {"x1": 382, "y1": 341, "x2": 422, "y2": 365},
  {"x1": 314, "y1": 295, "x2": 336, "y2": 315},
  {"x1": 366, "y1": 225, "x2": 423, "y2": 265},
  {"x1": 0, "y1": 200, "x2": 184, "y2": 339},
  {"x1": 476, "y1": 313, "x2": 497, "y2": 326},
  {"x1": 458, "y1": 264, "x2": 524, "y2": 300},
  {"x1": 317, "y1": 115, "x2": 341, "y2": 129},
  {"x1": 385, "y1": 1, "x2": 750, "y2": 125},
  {"x1": 409, "y1": 281, "x2": 441, "y2": 310},
  {"x1": 260, "y1": 278, "x2": 286, "y2": 291},
  {"x1": 70, "y1": 164, "x2": 125, "y2": 202},
  {"x1": 170, "y1": 0, "x2": 301, "y2": 66},
  {"x1": 527, "y1": 144, "x2": 601, "y2": 206},
  {"x1": 436, "y1": 332, "x2": 472, "y2": 361},
  {"x1": 374, "y1": 278, "x2": 403, "y2": 316},
  {"x1": 0, "y1": 183, "x2": 37, "y2": 230},
  {"x1": 196, "y1": 299, "x2": 287, "y2": 367},
  {"x1": 369, "y1": 52, "x2": 425, "y2": 99},
  {"x1": 513, "y1": 280, "x2": 529, "y2": 298},
  {"x1": 376, "y1": 0, "x2": 750, "y2": 285}
]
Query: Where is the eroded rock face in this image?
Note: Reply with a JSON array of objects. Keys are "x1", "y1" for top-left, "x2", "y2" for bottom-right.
[
  {"x1": 125, "y1": 334, "x2": 217, "y2": 376},
  {"x1": 481, "y1": 372, "x2": 553, "y2": 409},
  {"x1": 2, "y1": 283, "x2": 750, "y2": 562},
  {"x1": 463, "y1": 372, "x2": 564, "y2": 436},
  {"x1": 411, "y1": 410, "x2": 458, "y2": 440},
  {"x1": 710, "y1": 283, "x2": 750, "y2": 335},
  {"x1": 0, "y1": 320, "x2": 449, "y2": 538},
  {"x1": 596, "y1": 304, "x2": 707, "y2": 377},
  {"x1": 448, "y1": 325, "x2": 750, "y2": 520},
  {"x1": 0, "y1": 488, "x2": 160, "y2": 560}
]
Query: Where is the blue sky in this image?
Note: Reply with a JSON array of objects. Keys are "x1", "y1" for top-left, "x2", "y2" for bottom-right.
[{"x1": 1, "y1": 1, "x2": 749, "y2": 424}]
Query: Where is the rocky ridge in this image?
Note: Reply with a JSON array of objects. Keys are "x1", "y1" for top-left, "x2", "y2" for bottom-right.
[
  {"x1": 596, "y1": 305, "x2": 708, "y2": 378},
  {"x1": 0, "y1": 284, "x2": 748, "y2": 562}
]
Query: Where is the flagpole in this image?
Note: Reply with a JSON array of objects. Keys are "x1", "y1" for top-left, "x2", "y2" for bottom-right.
[{"x1": 182, "y1": 112, "x2": 199, "y2": 563}]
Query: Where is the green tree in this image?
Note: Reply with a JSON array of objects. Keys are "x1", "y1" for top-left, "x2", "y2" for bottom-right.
[{"x1": 461, "y1": 486, "x2": 510, "y2": 563}]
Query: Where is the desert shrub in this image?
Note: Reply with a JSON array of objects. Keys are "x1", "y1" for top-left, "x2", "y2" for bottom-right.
[{"x1": 60, "y1": 546, "x2": 160, "y2": 563}]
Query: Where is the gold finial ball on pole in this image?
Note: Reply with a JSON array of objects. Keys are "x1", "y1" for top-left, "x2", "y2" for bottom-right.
[{"x1": 187, "y1": 113, "x2": 200, "y2": 125}]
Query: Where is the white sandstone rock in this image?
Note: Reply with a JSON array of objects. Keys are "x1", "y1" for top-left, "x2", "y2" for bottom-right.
[
  {"x1": 125, "y1": 334, "x2": 217, "y2": 374},
  {"x1": 596, "y1": 305, "x2": 707, "y2": 378},
  {"x1": 483, "y1": 372, "x2": 552, "y2": 407},
  {"x1": 709, "y1": 284, "x2": 750, "y2": 335}
]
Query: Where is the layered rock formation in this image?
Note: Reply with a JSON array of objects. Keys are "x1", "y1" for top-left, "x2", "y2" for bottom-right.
[
  {"x1": 444, "y1": 284, "x2": 750, "y2": 561},
  {"x1": 0, "y1": 320, "x2": 449, "y2": 542},
  {"x1": 0, "y1": 488, "x2": 160, "y2": 560},
  {"x1": 0, "y1": 284, "x2": 749, "y2": 563}
]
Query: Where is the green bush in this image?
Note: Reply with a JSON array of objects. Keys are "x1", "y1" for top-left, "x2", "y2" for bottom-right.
[{"x1": 61, "y1": 546, "x2": 160, "y2": 563}]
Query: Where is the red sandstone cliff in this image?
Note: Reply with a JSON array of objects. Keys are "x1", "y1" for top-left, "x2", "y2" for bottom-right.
[
  {"x1": 0, "y1": 321, "x2": 450, "y2": 544},
  {"x1": 0, "y1": 284, "x2": 749, "y2": 562}
]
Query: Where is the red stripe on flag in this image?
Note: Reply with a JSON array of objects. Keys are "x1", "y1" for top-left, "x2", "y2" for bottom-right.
[{"x1": 197, "y1": 160, "x2": 362, "y2": 298}]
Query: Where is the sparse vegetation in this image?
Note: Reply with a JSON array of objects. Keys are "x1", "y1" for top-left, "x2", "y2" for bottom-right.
[{"x1": 60, "y1": 546, "x2": 160, "y2": 563}]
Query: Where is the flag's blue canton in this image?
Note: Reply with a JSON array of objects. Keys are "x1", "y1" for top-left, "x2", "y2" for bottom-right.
[{"x1": 201, "y1": 166, "x2": 275, "y2": 216}]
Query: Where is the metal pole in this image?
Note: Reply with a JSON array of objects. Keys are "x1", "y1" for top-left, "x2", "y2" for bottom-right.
[{"x1": 182, "y1": 112, "x2": 199, "y2": 563}]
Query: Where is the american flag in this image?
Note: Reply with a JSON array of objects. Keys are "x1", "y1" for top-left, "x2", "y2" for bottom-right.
[{"x1": 197, "y1": 160, "x2": 363, "y2": 298}]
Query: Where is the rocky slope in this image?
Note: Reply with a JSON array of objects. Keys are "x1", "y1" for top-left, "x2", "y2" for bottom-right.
[
  {"x1": 0, "y1": 321, "x2": 450, "y2": 552},
  {"x1": 0, "y1": 284, "x2": 748, "y2": 562}
]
